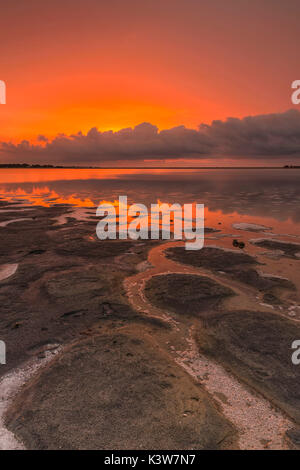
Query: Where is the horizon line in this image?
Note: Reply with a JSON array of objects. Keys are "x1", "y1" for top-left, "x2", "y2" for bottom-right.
[{"x1": 0, "y1": 164, "x2": 300, "y2": 170}]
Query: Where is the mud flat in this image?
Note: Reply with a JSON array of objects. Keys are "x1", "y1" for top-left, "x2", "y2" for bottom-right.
[
  {"x1": 196, "y1": 310, "x2": 300, "y2": 426},
  {"x1": 232, "y1": 223, "x2": 272, "y2": 232},
  {"x1": 1, "y1": 203, "x2": 237, "y2": 450},
  {"x1": 5, "y1": 323, "x2": 236, "y2": 450},
  {"x1": 2, "y1": 201, "x2": 299, "y2": 450},
  {"x1": 145, "y1": 273, "x2": 234, "y2": 319},
  {"x1": 0, "y1": 203, "x2": 158, "y2": 377},
  {"x1": 160, "y1": 248, "x2": 300, "y2": 431},
  {"x1": 124, "y1": 239, "x2": 300, "y2": 449},
  {"x1": 0, "y1": 345, "x2": 60, "y2": 450},
  {"x1": 177, "y1": 330, "x2": 293, "y2": 450},
  {"x1": 166, "y1": 245, "x2": 258, "y2": 272},
  {"x1": 250, "y1": 238, "x2": 300, "y2": 260},
  {"x1": 0, "y1": 209, "x2": 32, "y2": 213},
  {"x1": 0, "y1": 218, "x2": 33, "y2": 227},
  {"x1": 53, "y1": 207, "x2": 97, "y2": 226},
  {"x1": 166, "y1": 246, "x2": 295, "y2": 304}
]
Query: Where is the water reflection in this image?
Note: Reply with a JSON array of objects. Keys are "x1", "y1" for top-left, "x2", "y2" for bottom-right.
[{"x1": 0, "y1": 168, "x2": 299, "y2": 229}]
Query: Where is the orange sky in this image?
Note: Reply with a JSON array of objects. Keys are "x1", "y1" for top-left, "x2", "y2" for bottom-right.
[{"x1": 0, "y1": 0, "x2": 299, "y2": 143}]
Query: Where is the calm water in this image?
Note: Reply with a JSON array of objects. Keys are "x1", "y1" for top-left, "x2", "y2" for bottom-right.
[{"x1": 0, "y1": 168, "x2": 300, "y2": 235}]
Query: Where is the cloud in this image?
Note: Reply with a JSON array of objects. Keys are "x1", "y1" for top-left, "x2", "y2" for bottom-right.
[
  {"x1": 201, "y1": 109, "x2": 300, "y2": 157},
  {"x1": 37, "y1": 135, "x2": 48, "y2": 143},
  {"x1": 1, "y1": 109, "x2": 300, "y2": 164}
]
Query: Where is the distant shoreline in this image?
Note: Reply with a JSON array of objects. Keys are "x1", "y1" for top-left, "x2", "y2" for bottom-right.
[{"x1": 0, "y1": 165, "x2": 300, "y2": 170}]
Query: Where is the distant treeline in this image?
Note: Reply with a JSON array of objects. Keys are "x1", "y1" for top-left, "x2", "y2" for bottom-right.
[
  {"x1": 0, "y1": 163, "x2": 107, "y2": 168},
  {"x1": 0, "y1": 163, "x2": 64, "y2": 168},
  {"x1": 0, "y1": 163, "x2": 299, "y2": 169}
]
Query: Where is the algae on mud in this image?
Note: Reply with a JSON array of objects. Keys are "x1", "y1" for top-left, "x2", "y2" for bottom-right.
[
  {"x1": 145, "y1": 273, "x2": 234, "y2": 318},
  {"x1": 5, "y1": 323, "x2": 237, "y2": 450}
]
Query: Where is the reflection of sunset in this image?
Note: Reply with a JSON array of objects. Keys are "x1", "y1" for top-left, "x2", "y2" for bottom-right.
[
  {"x1": 1, "y1": 168, "x2": 300, "y2": 236},
  {"x1": 0, "y1": 169, "x2": 146, "y2": 184},
  {"x1": 0, "y1": 186, "x2": 94, "y2": 207},
  {"x1": 1, "y1": 184, "x2": 299, "y2": 238},
  {"x1": 0, "y1": 168, "x2": 211, "y2": 185}
]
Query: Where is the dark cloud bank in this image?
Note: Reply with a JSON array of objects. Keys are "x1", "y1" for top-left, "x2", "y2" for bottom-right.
[{"x1": 1, "y1": 109, "x2": 300, "y2": 165}]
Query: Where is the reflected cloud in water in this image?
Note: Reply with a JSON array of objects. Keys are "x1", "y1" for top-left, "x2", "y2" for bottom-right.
[{"x1": 0, "y1": 169, "x2": 299, "y2": 228}]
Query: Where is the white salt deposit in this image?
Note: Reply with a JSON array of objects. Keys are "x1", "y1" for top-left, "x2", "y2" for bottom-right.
[{"x1": 232, "y1": 223, "x2": 272, "y2": 232}]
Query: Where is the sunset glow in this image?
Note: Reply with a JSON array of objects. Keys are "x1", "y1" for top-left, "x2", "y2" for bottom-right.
[
  {"x1": 1, "y1": 0, "x2": 299, "y2": 159},
  {"x1": 1, "y1": 2, "x2": 300, "y2": 452}
]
